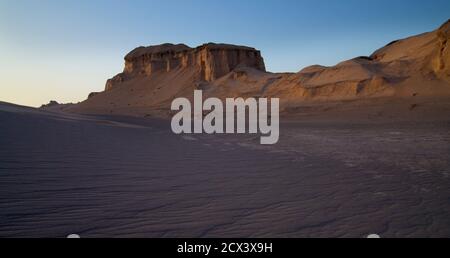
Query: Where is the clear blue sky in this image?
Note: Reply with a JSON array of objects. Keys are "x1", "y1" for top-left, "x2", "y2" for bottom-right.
[{"x1": 1, "y1": 0, "x2": 449, "y2": 106}]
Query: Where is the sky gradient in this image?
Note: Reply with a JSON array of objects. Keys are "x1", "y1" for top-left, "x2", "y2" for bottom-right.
[{"x1": 1, "y1": 0, "x2": 449, "y2": 107}]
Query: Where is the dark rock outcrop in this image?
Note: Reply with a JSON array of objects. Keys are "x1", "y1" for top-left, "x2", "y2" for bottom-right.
[{"x1": 40, "y1": 100, "x2": 60, "y2": 108}]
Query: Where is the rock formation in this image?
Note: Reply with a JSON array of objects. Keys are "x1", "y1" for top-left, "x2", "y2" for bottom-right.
[
  {"x1": 105, "y1": 43, "x2": 265, "y2": 90},
  {"x1": 434, "y1": 19, "x2": 450, "y2": 80},
  {"x1": 40, "y1": 100, "x2": 75, "y2": 112},
  {"x1": 40, "y1": 100, "x2": 60, "y2": 108}
]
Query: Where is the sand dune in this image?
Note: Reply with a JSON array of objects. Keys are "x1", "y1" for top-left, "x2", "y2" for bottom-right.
[{"x1": 2, "y1": 102, "x2": 450, "y2": 237}]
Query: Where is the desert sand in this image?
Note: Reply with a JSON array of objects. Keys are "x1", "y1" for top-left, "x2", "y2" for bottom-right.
[{"x1": 1, "y1": 101, "x2": 450, "y2": 237}]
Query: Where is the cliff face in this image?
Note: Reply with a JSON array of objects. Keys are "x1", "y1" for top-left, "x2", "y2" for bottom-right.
[
  {"x1": 434, "y1": 19, "x2": 450, "y2": 80},
  {"x1": 105, "y1": 43, "x2": 265, "y2": 90}
]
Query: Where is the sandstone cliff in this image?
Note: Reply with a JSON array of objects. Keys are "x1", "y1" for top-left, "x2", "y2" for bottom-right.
[
  {"x1": 105, "y1": 43, "x2": 265, "y2": 90},
  {"x1": 434, "y1": 20, "x2": 450, "y2": 80}
]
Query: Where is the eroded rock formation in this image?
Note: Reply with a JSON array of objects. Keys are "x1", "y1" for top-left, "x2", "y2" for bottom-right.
[
  {"x1": 105, "y1": 43, "x2": 265, "y2": 90},
  {"x1": 434, "y1": 19, "x2": 450, "y2": 79}
]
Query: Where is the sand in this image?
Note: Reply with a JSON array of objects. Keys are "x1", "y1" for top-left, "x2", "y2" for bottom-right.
[{"x1": 1, "y1": 102, "x2": 449, "y2": 237}]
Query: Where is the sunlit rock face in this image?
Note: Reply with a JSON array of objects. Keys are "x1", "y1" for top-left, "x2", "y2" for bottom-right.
[
  {"x1": 105, "y1": 43, "x2": 266, "y2": 90},
  {"x1": 434, "y1": 19, "x2": 450, "y2": 79}
]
